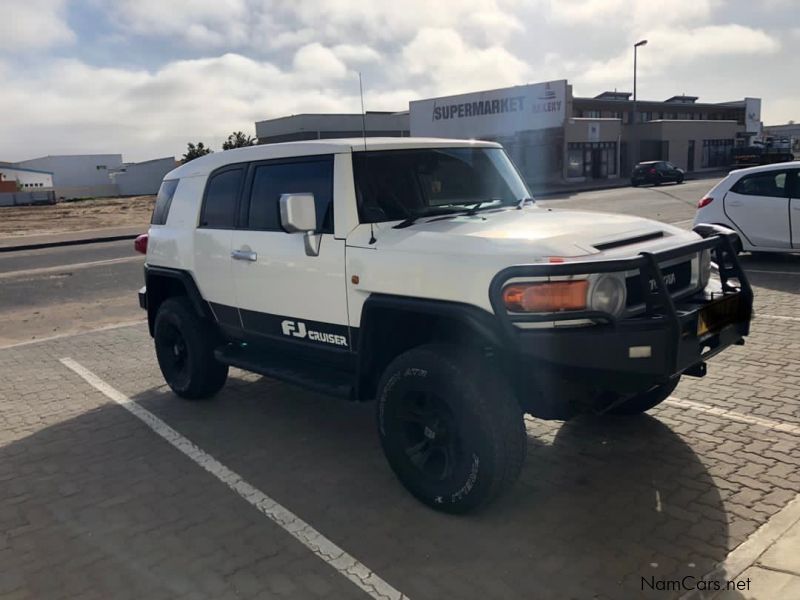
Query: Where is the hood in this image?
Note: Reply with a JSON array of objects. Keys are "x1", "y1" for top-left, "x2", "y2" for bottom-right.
[{"x1": 349, "y1": 205, "x2": 693, "y2": 259}]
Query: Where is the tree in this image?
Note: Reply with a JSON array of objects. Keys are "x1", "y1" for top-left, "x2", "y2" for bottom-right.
[
  {"x1": 183, "y1": 142, "x2": 212, "y2": 162},
  {"x1": 222, "y1": 131, "x2": 256, "y2": 150}
]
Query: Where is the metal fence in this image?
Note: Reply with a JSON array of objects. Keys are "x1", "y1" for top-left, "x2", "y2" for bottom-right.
[{"x1": 0, "y1": 190, "x2": 57, "y2": 207}]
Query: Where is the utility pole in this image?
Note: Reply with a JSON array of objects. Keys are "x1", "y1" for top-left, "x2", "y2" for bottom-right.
[{"x1": 631, "y1": 39, "x2": 648, "y2": 174}]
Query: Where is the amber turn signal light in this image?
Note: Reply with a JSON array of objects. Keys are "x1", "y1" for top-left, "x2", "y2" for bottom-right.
[{"x1": 502, "y1": 280, "x2": 589, "y2": 313}]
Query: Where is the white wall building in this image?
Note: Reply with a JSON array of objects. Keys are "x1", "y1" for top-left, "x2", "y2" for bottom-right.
[
  {"x1": 256, "y1": 112, "x2": 409, "y2": 144},
  {"x1": 111, "y1": 157, "x2": 177, "y2": 196},
  {"x1": 15, "y1": 154, "x2": 123, "y2": 199},
  {"x1": 0, "y1": 165, "x2": 54, "y2": 190}
]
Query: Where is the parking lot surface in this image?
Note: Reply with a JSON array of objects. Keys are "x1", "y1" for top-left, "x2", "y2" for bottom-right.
[{"x1": 1, "y1": 256, "x2": 799, "y2": 599}]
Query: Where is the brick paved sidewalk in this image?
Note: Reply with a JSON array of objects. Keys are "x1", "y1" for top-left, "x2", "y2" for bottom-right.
[{"x1": 0, "y1": 274, "x2": 798, "y2": 599}]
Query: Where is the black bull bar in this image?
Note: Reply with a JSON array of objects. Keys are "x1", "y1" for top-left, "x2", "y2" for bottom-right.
[{"x1": 488, "y1": 226, "x2": 754, "y2": 377}]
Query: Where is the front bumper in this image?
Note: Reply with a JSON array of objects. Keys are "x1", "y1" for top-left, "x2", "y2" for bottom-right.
[{"x1": 489, "y1": 229, "x2": 753, "y2": 396}]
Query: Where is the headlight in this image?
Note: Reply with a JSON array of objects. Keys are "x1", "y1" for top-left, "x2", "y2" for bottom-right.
[
  {"x1": 698, "y1": 249, "x2": 711, "y2": 289},
  {"x1": 502, "y1": 280, "x2": 588, "y2": 312},
  {"x1": 589, "y1": 274, "x2": 626, "y2": 316}
]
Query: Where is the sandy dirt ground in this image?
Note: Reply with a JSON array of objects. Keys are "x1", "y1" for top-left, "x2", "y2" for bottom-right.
[
  {"x1": 0, "y1": 295, "x2": 145, "y2": 347},
  {"x1": 0, "y1": 195, "x2": 155, "y2": 237}
]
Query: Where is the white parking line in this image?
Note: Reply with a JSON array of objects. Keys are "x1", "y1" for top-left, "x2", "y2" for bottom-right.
[
  {"x1": 758, "y1": 314, "x2": 800, "y2": 323},
  {"x1": 745, "y1": 268, "x2": 800, "y2": 276},
  {"x1": 0, "y1": 256, "x2": 143, "y2": 279},
  {"x1": 59, "y1": 357, "x2": 408, "y2": 600},
  {"x1": 665, "y1": 397, "x2": 800, "y2": 436},
  {"x1": 0, "y1": 320, "x2": 146, "y2": 350}
]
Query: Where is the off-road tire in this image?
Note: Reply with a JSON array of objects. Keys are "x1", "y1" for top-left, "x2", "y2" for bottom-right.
[
  {"x1": 154, "y1": 297, "x2": 228, "y2": 399},
  {"x1": 605, "y1": 377, "x2": 680, "y2": 416},
  {"x1": 376, "y1": 343, "x2": 526, "y2": 513}
]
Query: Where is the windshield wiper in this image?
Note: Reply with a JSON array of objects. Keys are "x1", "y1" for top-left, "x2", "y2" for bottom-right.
[
  {"x1": 517, "y1": 197, "x2": 535, "y2": 209},
  {"x1": 393, "y1": 199, "x2": 503, "y2": 229},
  {"x1": 461, "y1": 201, "x2": 482, "y2": 216}
]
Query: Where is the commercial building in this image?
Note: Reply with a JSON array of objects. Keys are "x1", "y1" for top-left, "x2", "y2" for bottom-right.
[
  {"x1": 410, "y1": 80, "x2": 761, "y2": 186},
  {"x1": 110, "y1": 157, "x2": 177, "y2": 196},
  {"x1": 255, "y1": 112, "x2": 409, "y2": 144},
  {"x1": 6, "y1": 154, "x2": 177, "y2": 199},
  {"x1": 764, "y1": 123, "x2": 800, "y2": 154},
  {"x1": 15, "y1": 154, "x2": 123, "y2": 199},
  {"x1": 252, "y1": 80, "x2": 761, "y2": 188},
  {"x1": 0, "y1": 163, "x2": 54, "y2": 191}
]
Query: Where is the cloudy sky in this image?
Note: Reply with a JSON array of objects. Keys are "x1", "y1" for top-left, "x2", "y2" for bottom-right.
[{"x1": 1, "y1": 0, "x2": 797, "y2": 162}]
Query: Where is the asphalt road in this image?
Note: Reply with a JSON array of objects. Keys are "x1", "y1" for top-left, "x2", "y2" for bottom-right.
[
  {"x1": 0, "y1": 239, "x2": 145, "y2": 345},
  {"x1": 1, "y1": 175, "x2": 798, "y2": 345},
  {"x1": 537, "y1": 177, "x2": 714, "y2": 226}
]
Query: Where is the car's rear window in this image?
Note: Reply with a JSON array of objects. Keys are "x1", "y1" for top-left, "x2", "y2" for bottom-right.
[{"x1": 151, "y1": 179, "x2": 179, "y2": 225}]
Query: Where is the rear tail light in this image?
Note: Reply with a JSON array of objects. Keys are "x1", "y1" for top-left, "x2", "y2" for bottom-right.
[
  {"x1": 134, "y1": 233, "x2": 148, "y2": 254},
  {"x1": 697, "y1": 197, "x2": 713, "y2": 209},
  {"x1": 648, "y1": 168, "x2": 657, "y2": 174}
]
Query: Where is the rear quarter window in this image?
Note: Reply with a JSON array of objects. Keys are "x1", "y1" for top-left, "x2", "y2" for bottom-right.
[
  {"x1": 731, "y1": 171, "x2": 788, "y2": 198},
  {"x1": 151, "y1": 179, "x2": 179, "y2": 225}
]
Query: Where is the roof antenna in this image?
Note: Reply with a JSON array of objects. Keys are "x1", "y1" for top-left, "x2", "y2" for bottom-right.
[
  {"x1": 359, "y1": 71, "x2": 368, "y2": 152},
  {"x1": 359, "y1": 72, "x2": 377, "y2": 245}
]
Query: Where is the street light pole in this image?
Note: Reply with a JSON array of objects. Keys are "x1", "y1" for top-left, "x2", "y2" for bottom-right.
[{"x1": 631, "y1": 39, "x2": 648, "y2": 173}]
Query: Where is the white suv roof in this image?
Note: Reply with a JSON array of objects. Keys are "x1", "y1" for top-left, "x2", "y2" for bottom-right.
[{"x1": 168, "y1": 137, "x2": 501, "y2": 179}]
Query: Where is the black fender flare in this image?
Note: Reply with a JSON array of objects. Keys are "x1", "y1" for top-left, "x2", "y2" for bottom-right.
[
  {"x1": 355, "y1": 294, "x2": 508, "y2": 399},
  {"x1": 144, "y1": 266, "x2": 210, "y2": 334}
]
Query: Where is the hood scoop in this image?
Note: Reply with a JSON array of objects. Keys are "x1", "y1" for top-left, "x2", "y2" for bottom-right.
[{"x1": 593, "y1": 231, "x2": 665, "y2": 251}]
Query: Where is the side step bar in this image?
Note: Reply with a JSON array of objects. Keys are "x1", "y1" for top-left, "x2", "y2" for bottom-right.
[{"x1": 214, "y1": 344, "x2": 355, "y2": 399}]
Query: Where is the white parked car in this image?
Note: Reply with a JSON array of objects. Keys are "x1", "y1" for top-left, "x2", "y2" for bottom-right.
[
  {"x1": 137, "y1": 138, "x2": 753, "y2": 512},
  {"x1": 694, "y1": 161, "x2": 800, "y2": 253}
]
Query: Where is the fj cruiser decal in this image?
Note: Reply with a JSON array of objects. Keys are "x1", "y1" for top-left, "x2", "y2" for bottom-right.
[{"x1": 281, "y1": 319, "x2": 348, "y2": 347}]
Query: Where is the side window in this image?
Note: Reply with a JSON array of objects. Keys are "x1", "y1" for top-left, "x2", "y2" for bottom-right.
[
  {"x1": 731, "y1": 171, "x2": 788, "y2": 198},
  {"x1": 201, "y1": 168, "x2": 244, "y2": 228},
  {"x1": 246, "y1": 158, "x2": 334, "y2": 233},
  {"x1": 151, "y1": 179, "x2": 179, "y2": 225}
]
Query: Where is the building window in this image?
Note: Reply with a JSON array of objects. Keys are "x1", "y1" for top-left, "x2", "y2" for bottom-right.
[
  {"x1": 568, "y1": 142, "x2": 617, "y2": 178},
  {"x1": 583, "y1": 110, "x2": 601, "y2": 118},
  {"x1": 702, "y1": 139, "x2": 734, "y2": 168},
  {"x1": 567, "y1": 146, "x2": 584, "y2": 178}
]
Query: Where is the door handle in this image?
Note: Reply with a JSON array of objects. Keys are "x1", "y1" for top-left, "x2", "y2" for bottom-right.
[
  {"x1": 231, "y1": 249, "x2": 257, "y2": 262},
  {"x1": 728, "y1": 200, "x2": 742, "y2": 207}
]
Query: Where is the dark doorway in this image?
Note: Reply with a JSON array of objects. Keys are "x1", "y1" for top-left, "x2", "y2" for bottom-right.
[
  {"x1": 687, "y1": 140, "x2": 695, "y2": 172},
  {"x1": 591, "y1": 148, "x2": 602, "y2": 178}
]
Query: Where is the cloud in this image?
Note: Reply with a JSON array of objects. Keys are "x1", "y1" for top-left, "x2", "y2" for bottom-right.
[
  {"x1": 292, "y1": 43, "x2": 348, "y2": 80},
  {"x1": 0, "y1": 0, "x2": 74, "y2": 52},
  {"x1": 402, "y1": 28, "x2": 532, "y2": 96},
  {"x1": 108, "y1": 0, "x2": 249, "y2": 47},
  {"x1": 0, "y1": 53, "x2": 368, "y2": 161},
  {"x1": 332, "y1": 44, "x2": 382, "y2": 64},
  {"x1": 548, "y1": 0, "x2": 721, "y2": 27},
  {"x1": 1, "y1": 0, "x2": 798, "y2": 160},
  {"x1": 579, "y1": 24, "x2": 780, "y2": 86}
]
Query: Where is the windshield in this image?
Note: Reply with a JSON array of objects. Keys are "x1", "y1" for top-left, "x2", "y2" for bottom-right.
[{"x1": 353, "y1": 147, "x2": 531, "y2": 223}]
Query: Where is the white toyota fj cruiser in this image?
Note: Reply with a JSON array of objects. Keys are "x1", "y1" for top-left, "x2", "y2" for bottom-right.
[{"x1": 138, "y1": 138, "x2": 753, "y2": 512}]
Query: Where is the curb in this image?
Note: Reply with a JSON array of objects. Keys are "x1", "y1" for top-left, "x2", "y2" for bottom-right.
[
  {"x1": 680, "y1": 492, "x2": 800, "y2": 599},
  {"x1": 0, "y1": 234, "x2": 139, "y2": 254}
]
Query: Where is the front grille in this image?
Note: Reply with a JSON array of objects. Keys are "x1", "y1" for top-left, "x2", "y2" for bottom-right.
[{"x1": 625, "y1": 260, "x2": 692, "y2": 306}]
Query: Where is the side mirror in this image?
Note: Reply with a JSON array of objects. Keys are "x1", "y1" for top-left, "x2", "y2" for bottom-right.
[
  {"x1": 279, "y1": 193, "x2": 322, "y2": 257},
  {"x1": 280, "y1": 193, "x2": 316, "y2": 232}
]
